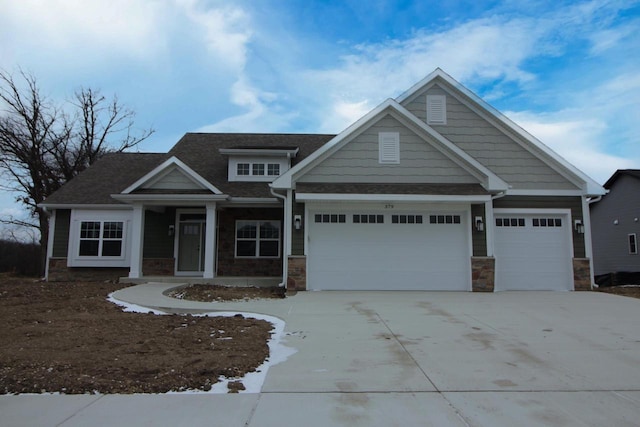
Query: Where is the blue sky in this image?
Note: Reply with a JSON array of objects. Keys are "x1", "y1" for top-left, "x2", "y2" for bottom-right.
[{"x1": 1, "y1": 0, "x2": 639, "y2": 237}]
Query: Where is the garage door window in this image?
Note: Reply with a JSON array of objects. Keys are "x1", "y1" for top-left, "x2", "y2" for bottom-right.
[
  {"x1": 236, "y1": 221, "x2": 280, "y2": 258},
  {"x1": 353, "y1": 214, "x2": 384, "y2": 224},
  {"x1": 429, "y1": 215, "x2": 461, "y2": 224},
  {"x1": 495, "y1": 218, "x2": 525, "y2": 227},
  {"x1": 314, "y1": 214, "x2": 346, "y2": 223},
  {"x1": 392, "y1": 214, "x2": 423, "y2": 224},
  {"x1": 533, "y1": 218, "x2": 562, "y2": 227}
]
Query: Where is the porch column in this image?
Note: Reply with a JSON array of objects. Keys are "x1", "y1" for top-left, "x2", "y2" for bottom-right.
[
  {"x1": 128, "y1": 204, "x2": 145, "y2": 279},
  {"x1": 203, "y1": 202, "x2": 217, "y2": 279},
  {"x1": 484, "y1": 200, "x2": 495, "y2": 256}
]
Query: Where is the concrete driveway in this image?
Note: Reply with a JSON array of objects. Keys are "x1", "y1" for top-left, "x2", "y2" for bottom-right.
[{"x1": 2, "y1": 289, "x2": 640, "y2": 426}]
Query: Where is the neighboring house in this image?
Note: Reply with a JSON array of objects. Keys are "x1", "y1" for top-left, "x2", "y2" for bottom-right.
[
  {"x1": 41, "y1": 69, "x2": 605, "y2": 291},
  {"x1": 590, "y1": 169, "x2": 640, "y2": 282}
]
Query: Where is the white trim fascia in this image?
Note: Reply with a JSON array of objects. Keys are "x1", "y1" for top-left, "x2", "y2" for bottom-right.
[
  {"x1": 493, "y1": 208, "x2": 572, "y2": 215},
  {"x1": 40, "y1": 203, "x2": 132, "y2": 210},
  {"x1": 296, "y1": 193, "x2": 491, "y2": 203},
  {"x1": 121, "y1": 156, "x2": 223, "y2": 195},
  {"x1": 389, "y1": 102, "x2": 509, "y2": 192},
  {"x1": 219, "y1": 148, "x2": 299, "y2": 157},
  {"x1": 111, "y1": 194, "x2": 229, "y2": 205},
  {"x1": 225, "y1": 197, "x2": 281, "y2": 205},
  {"x1": 397, "y1": 69, "x2": 604, "y2": 196},
  {"x1": 505, "y1": 189, "x2": 585, "y2": 196},
  {"x1": 271, "y1": 99, "x2": 398, "y2": 190}
]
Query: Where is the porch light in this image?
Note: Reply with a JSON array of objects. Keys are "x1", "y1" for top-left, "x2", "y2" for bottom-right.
[
  {"x1": 294, "y1": 215, "x2": 302, "y2": 230},
  {"x1": 474, "y1": 216, "x2": 484, "y2": 232},
  {"x1": 574, "y1": 219, "x2": 585, "y2": 234}
]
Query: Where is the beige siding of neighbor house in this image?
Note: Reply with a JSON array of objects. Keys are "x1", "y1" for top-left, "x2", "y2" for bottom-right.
[
  {"x1": 298, "y1": 114, "x2": 478, "y2": 184},
  {"x1": 145, "y1": 168, "x2": 202, "y2": 190},
  {"x1": 403, "y1": 85, "x2": 579, "y2": 190}
]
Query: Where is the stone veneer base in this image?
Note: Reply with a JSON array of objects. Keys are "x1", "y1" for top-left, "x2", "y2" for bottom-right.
[
  {"x1": 287, "y1": 256, "x2": 307, "y2": 291},
  {"x1": 471, "y1": 257, "x2": 495, "y2": 292},
  {"x1": 573, "y1": 258, "x2": 592, "y2": 291}
]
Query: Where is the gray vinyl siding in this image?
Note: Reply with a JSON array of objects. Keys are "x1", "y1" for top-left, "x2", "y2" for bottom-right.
[
  {"x1": 590, "y1": 175, "x2": 640, "y2": 275},
  {"x1": 52, "y1": 209, "x2": 71, "y2": 257},
  {"x1": 403, "y1": 84, "x2": 578, "y2": 191},
  {"x1": 143, "y1": 209, "x2": 176, "y2": 258},
  {"x1": 298, "y1": 114, "x2": 477, "y2": 184},
  {"x1": 145, "y1": 168, "x2": 201, "y2": 190},
  {"x1": 471, "y1": 204, "x2": 487, "y2": 256},
  {"x1": 493, "y1": 196, "x2": 585, "y2": 258},
  {"x1": 291, "y1": 201, "x2": 305, "y2": 255}
]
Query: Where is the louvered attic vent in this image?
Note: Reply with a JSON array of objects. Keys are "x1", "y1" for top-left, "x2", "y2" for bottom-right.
[
  {"x1": 378, "y1": 132, "x2": 400, "y2": 164},
  {"x1": 427, "y1": 95, "x2": 446, "y2": 125}
]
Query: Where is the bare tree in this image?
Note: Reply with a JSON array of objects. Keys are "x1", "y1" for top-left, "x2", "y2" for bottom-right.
[{"x1": 0, "y1": 69, "x2": 154, "y2": 273}]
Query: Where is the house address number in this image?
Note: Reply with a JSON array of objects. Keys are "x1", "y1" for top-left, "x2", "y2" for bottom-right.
[{"x1": 384, "y1": 204, "x2": 394, "y2": 209}]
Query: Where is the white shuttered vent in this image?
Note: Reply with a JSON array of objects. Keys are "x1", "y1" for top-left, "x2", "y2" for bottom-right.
[
  {"x1": 378, "y1": 132, "x2": 400, "y2": 164},
  {"x1": 427, "y1": 95, "x2": 446, "y2": 125}
]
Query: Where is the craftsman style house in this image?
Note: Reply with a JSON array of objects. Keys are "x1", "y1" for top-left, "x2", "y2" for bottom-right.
[{"x1": 42, "y1": 69, "x2": 605, "y2": 291}]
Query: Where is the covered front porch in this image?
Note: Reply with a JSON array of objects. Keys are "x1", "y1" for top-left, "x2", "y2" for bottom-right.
[{"x1": 120, "y1": 202, "x2": 285, "y2": 282}]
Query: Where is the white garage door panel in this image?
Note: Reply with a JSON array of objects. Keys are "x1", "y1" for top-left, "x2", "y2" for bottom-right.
[
  {"x1": 494, "y1": 214, "x2": 573, "y2": 291},
  {"x1": 307, "y1": 211, "x2": 470, "y2": 291}
]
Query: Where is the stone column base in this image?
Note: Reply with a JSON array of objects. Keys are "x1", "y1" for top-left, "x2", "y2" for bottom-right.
[
  {"x1": 287, "y1": 256, "x2": 307, "y2": 291},
  {"x1": 471, "y1": 257, "x2": 495, "y2": 292},
  {"x1": 573, "y1": 258, "x2": 592, "y2": 291}
]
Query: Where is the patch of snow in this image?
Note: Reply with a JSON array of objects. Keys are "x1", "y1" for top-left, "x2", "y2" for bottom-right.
[{"x1": 106, "y1": 293, "x2": 297, "y2": 395}]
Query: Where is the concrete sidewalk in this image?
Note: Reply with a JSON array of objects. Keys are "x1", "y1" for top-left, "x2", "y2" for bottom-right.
[{"x1": 2, "y1": 285, "x2": 640, "y2": 426}]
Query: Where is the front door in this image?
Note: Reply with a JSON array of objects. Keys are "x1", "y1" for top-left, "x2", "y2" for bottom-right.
[{"x1": 177, "y1": 214, "x2": 206, "y2": 274}]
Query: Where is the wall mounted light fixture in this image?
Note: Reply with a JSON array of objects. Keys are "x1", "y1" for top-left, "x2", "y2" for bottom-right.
[
  {"x1": 294, "y1": 215, "x2": 302, "y2": 230},
  {"x1": 574, "y1": 219, "x2": 584, "y2": 234},
  {"x1": 475, "y1": 216, "x2": 484, "y2": 232}
]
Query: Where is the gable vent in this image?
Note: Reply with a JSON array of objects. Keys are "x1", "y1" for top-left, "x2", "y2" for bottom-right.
[
  {"x1": 427, "y1": 95, "x2": 447, "y2": 125},
  {"x1": 378, "y1": 132, "x2": 400, "y2": 164}
]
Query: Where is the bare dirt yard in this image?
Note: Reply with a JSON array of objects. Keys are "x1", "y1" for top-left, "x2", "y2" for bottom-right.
[
  {"x1": 598, "y1": 285, "x2": 640, "y2": 299},
  {"x1": 168, "y1": 283, "x2": 286, "y2": 302},
  {"x1": 0, "y1": 276, "x2": 278, "y2": 395}
]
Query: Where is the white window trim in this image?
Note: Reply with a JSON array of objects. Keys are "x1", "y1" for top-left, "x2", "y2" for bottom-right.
[
  {"x1": 68, "y1": 210, "x2": 132, "y2": 267},
  {"x1": 228, "y1": 157, "x2": 289, "y2": 182},
  {"x1": 235, "y1": 220, "x2": 281, "y2": 258},
  {"x1": 378, "y1": 132, "x2": 400, "y2": 164},
  {"x1": 629, "y1": 233, "x2": 638, "y2": 255},
  {"x1": 427, "y1": 94, "x2": 447, "y2": 125}
]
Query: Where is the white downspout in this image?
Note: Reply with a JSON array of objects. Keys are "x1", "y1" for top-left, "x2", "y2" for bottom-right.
[{"x1": 270, "y1": 186, "x2": 289, "y2": 288}]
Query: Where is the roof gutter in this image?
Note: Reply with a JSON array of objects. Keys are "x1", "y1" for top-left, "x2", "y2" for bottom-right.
[{"x1": 270, "y1": 186, "x2": 289, "y2": 288}]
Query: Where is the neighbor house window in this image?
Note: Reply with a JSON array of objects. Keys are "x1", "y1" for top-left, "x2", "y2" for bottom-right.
[
  {"x1": 79, "y1": 221, "x2": 124, "y2": 257},
  {"x1": 252, "y1": 163, "x2": 265, "y2": 176},
  {"x1": 629, "y1": 234, "x2": 637, "y2": 255},
  {"x1": 235, "y1": 221, "x2": 280, "y2": 258},
  {"x1": 237, "y1": 163, "x2": 250, "y2": 176}
]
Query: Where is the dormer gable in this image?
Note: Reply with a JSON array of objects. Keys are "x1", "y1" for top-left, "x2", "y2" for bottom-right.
[
  {"x1": 219, "y1": 146, "x2": 299, "y2": 182},
  {"x1": 120, "y1": 156, "x2": 223, "y2": 195}
]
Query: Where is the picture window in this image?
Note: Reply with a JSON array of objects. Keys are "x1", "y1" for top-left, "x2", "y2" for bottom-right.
[
  {"x1": 236, "y1": 221, "x2": 280, "y2": 258},
  {"x1": 79, "y1": 221, "x2": 124, "y2": 257}
]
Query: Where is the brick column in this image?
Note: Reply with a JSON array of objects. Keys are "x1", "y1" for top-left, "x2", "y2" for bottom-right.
[
  {"x1": 573, "y1": 258, "x2": 592, "y2": 291},
  {"x1": 471, "y1": 257, "x2": 495, "y2": 292},
  {"x1": 287, "y1": 256, "x2": 307, "y2": 291}
]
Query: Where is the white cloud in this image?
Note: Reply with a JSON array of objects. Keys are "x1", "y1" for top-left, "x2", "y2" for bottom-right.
[
  {"x1": 176, "y1": 0, "x2": 252, "y2": 72},
  {"x1": 0, "y1": 0, "x2": 166, "y2": 64},
  {"x1": 507, "y1": 111, "x2": 637, "y2": 184}
]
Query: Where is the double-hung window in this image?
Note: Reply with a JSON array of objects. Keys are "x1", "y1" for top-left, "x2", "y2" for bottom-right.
[
  {"x1": 236, "y1": 221, "x2": 281, "y2": 258},
  {"x1": 79, "y1": 221, "x2": 124, "y2": 257}
]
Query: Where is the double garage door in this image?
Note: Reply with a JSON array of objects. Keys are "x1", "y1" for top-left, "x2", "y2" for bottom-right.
[
  {"x1": 307, "y1": 206, "x2": 471, "y2": 290},
  {"x1": 307, "y1": 206, "x2": 574, "y2": 291},
  {"x1": 494, "y1": 212, "x2": 573, "y2": 291}
]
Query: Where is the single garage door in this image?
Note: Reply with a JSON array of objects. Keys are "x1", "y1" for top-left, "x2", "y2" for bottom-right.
[
  {"x1": 494, "y1": 213, "x2": 573, "y2": 291},
  {"x1": 307, "y1": 208, "x2": 471, "y2": 290}
]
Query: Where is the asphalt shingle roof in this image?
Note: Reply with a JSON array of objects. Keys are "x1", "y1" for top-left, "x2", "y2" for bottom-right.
[{"x1": 42, "y1": 133, "x2": 335, "y2": 205}]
